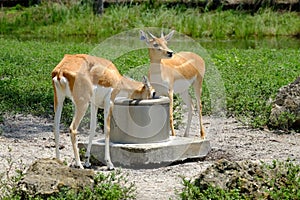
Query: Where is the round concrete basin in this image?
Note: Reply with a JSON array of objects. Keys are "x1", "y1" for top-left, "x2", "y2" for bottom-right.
[{"x1": 110, "y1": 96, "x2": 170, "y2": 144}]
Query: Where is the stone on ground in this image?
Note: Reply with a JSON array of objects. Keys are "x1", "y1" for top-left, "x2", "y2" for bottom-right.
[
  {"x1": 269, "y1": 76, "x2": 300, "y2": 130},
  {"x1": 18, "y1": 158, "x2": 94, "y2": 197}
]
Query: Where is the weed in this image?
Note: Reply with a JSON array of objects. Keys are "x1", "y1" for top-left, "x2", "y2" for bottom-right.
[{"x1": 271, "y1": 111, "x2": 297, "y2": 130}]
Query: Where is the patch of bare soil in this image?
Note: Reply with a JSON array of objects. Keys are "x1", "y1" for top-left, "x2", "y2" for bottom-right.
[{"x1": 0, "y1": 114, "x2": 299, "y2": 199}]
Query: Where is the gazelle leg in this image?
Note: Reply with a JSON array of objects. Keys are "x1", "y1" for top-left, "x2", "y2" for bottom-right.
[
  {"x1": 84, "y1": 103, "x2": 98, "y2": 168},
  {"x1": 104, "y1": 96, "x2": 114, "y2": 170},
  {"x1": 193, "y1": 81, "x2": 206, "y2": 139},
  {"x1": 169, "y1": 89, "x2": 176, "y2": 136},
  {"x1": 53, "y1": 86, "x2": 65, "y2": 160},
  {"x1": 181, "y1": 90, "x2": 194, "y2": 137},
  {"x1": 69, "y1": 101, "x2": 89, "y2": 169}
]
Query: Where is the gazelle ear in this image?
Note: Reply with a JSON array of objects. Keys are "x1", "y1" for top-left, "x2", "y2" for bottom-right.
[
  {"x1": 164, "y1": 30, "x2": 175, "y2": 41},
  {"x1": 142, "y1": 76, "x2": 150, "y2": 87},
  {"x1": 140, "y1": 30, "x2": 149, "y2": 44}
]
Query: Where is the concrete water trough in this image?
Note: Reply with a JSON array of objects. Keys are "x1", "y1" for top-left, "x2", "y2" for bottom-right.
[
  {"x1": 110, "y1": 96, "x2": 170, "y2": 144},
  {"x1": 78, "y1": 96, "x2": 211, "y2": 168}
]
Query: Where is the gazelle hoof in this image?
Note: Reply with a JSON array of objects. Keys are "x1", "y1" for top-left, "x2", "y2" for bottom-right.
[
  {"x1": 83, "y1": 162, "x2": 92, "y2": 169},
  {"x1": 70, "y1": 163, "x2": 84, "y2": 169},
  {"x1": 106, "y1": 162, "x2": 115, "y2": 171}
]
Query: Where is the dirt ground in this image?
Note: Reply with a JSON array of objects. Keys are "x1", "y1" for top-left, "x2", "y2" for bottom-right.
[{"x1": 0, "y1": 113, "x2": 299, "y2": 199}]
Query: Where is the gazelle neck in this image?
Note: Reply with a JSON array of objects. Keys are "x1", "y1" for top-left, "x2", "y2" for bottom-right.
[
  {"x1": 148, "y1": 49, "x2": 162, "y2": 74},
  {"x1": 148, "y1": 49, "x2": 163, "y2": 64},
  {"x1": 149, "y1": 62, "x2": 162, "y2": 75},
  {"x1": 119, "y1": 77, "x2": 144, "y2": 93}
]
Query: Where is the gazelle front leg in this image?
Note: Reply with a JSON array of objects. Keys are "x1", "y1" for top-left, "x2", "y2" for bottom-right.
[{"x1": 104, "y1": 95, "x2": 115, "y2": 170}]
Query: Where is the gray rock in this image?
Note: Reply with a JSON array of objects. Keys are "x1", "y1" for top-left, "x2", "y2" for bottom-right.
[
  {"x1": 193, "y1": 159, "x2": 297, "y2": 199},
  {"x1": 269, "y1": 76, "x2": 300, "y2": 130},
  {"x1": 195, "y1": 160, "x2": 264, "y2": 195},
  {"x1": 18, "y1": 158, "x2": 95, "y2": 197}
]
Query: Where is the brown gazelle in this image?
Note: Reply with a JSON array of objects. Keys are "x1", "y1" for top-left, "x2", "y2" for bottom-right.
[
  {"x1": 52, "y1": 54, "x2": 155, "y2": 169},
  {"x1": 140, "y1": 30, "x2": 206, "y2": 139}
]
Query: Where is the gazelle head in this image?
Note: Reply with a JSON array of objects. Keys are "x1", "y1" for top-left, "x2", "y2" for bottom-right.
[
  {"x1": 130, "y1": 76, "x2": 156, "y2": 99},
  {"x1": 140, "y1": 30, "x2": 175, "y2": 60}
]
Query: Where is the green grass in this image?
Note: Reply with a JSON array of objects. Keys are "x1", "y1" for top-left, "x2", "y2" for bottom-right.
[
  {"x1": 1, "y1": 2, "x2": 299, "y2": 40},
  {"x1": 0, "y1": 38, "x2": 93, "y2": 126},
  {"x1": 0, "y1": 37, "x2": 299, "y2": 129},
  {"x1": 210, "y1": 48, "x2": 300, "y2": 128}
]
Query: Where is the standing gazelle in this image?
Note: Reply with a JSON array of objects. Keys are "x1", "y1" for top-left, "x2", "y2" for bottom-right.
[
  {"x1": 52, "y1": 54, "x2": 155, "y2": 169},
  {"x1": 140, "y1": 30, "x2": 206, "y2": 139}
]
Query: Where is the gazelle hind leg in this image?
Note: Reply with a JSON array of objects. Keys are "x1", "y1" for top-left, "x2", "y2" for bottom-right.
[
  {"x1": 53, "y1": 85, "x2": 65, "y2": 160},
  {"x1": 69, "y1": 101, "x2": 90, "y2": 169},
  {"x1": 84, "y1": 103, "x2": 98, "y2": 168},
  {"x1": 193, "y1": 81, "x2": 206, "y2": 139},
  {"x1": 169, "y1": 90, "x2": 176, "y2": 136},
  {"x1": 180, "y1": 90, "x2": 194, "y2": 137}
]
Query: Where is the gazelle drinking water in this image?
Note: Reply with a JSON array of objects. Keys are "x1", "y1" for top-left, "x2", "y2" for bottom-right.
[
  {"x1": 140, "y1": 30, "x2": 206, "y2": 139},
  {"x1": 52, "y1": 54, "x2": 155, "y2": 169}
]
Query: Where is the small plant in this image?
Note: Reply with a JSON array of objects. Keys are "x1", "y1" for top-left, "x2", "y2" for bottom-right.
[
  {"x1": 270, "y1": 111, "x2": 297, "y2": 130},
  {"x1": 180, "y1": 179, "x2": 242, "y2": 200},
  {"x1": 262, "y1": 159, "x2": 300, "y2": 199},
  {"x1": 87, "y1": 170, "x2": 136, "y2": 200}
]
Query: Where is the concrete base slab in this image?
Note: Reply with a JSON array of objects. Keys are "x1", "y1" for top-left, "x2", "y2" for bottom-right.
[{"x1": 78, "y1": 136, "x2": 211, "y2": 169}]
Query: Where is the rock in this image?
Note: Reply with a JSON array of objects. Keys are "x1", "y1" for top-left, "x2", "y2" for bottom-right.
[
  {"x1": 269, "y1": 76, "x2": 300, "y2": 130},
  {"x1": 195, "y1": 159, "x2": 264, "y2": 196},
  {"x1": 193, "y1": 159, "x2": 297, "y2": 199},
  {"x1": 18, "y1": 158, "x2": 95, "y2": 197}
]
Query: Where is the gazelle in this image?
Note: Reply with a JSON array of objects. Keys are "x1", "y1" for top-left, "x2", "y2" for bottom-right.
[
  {"x1": 140, "y1": 30, "x2": 206, "y2": 139},
  {"x1": 52, "y1": 54, "x2": 155, "y2": 169}
]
